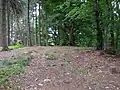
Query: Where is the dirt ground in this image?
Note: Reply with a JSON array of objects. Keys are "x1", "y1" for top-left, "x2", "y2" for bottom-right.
[{"x1": 0, "y1": 46, "x2": 120, "y2": 90}]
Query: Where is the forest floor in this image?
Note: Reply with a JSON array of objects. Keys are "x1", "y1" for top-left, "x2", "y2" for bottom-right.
[{"x1": 0, "y1": 46, "x2": 120, "y2": 90}]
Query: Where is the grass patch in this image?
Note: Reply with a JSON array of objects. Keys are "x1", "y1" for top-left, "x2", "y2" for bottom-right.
[
  {"x1": 8, "y1": 44, "x2": 24, "y2": 49},
  {"x1": 46, "y1": 54, "x2": 57, "y2": 60},
  {"x1": 72, "y1": 67, "x2": 89, "y2": 74},
  {"x1": 0, "y1": 56, "x2": 30, "y2": 85}
]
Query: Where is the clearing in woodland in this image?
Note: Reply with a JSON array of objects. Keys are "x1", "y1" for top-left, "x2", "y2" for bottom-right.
[{"x1": 0, "y1": 46, "x2": 120, "y2": 90}]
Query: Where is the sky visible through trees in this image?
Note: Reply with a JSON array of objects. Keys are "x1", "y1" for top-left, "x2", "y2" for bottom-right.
[
  {"x1": 0, "y1": 0, "x2": 120, "y2": 90},
  {"x1": 0, "y1": 0, "x2": 119, "y2": 54}
]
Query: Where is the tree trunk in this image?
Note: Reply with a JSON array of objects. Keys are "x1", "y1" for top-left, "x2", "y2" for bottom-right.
[
  {"x1": 110, "y1": 11, "x2": 115, "y2": 50},
  {"x1": 0, "y1": 0, "x2": 2, "y2": 47},
  {"x1": 69, "y1": 24, "x2": 75, "y2": 46},
  {"x1": 115, "y1": 0, "x2": 120, "y2": 54},
  {"x1": 38, "y1": 2, "x2": 41, "y2": 45},
  {"x1": 10, "y1": 14, "x2": 14, "y2": 43},
  {"x1": 104, "y1": 0, "x2": 111, "y2": 50},
  {"x1": 59, "y1": 25, "x2": 66, "y2": 46},
  {"x1": 94, "y1": 0, "x2": 103, "y2": 50},
  {"x1": 28, "y1": 0, "x2": 32, "y2": 46},
  {"x1": 1, "y1": 0, "x2": 8, "y2": 51},
  {"x1": 35, "y1": 3, "x2": 38, "y2": 45},
  {"x1": 7, "y1": 2, "x2": 10, "y2": 46}
]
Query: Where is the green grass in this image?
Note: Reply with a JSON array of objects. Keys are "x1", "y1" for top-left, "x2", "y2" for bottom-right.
[
  {"x1": 8, "y1": 44, "x2": 24, "y2": 49},
  {"x1": 0, "y1": 56, "x2": 30, "y2": 85}
]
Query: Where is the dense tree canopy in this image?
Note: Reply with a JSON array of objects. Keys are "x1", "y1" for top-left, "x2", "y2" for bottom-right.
[{"x1": 0, "y1": 0, "x2": 120, "y2": 54}]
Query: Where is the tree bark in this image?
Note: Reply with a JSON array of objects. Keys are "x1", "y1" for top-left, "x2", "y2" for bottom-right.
[
  {"x1": 69, "y1": 24, "x2": 75, "y2": 46},
  {"x1": 28, "y1": 0, "x2": 32, "y2": 46},
  {"x1": 7, "y1": 2, "x2": 10, "y2": 46},
  {"x1": 35, "y1": 3, "x2": 38, "y2": 45},
  {"x1": 94, "y1": 0, "x2": 103, "y2": 50},
  {"x1": 0, "y1": 0, "x2": 2, "y2": 46},
  {"x1": 38, "y1": 2, "x2": 41, "y2": 45},
  {"x1": 1, "y1": 0, "x2": 8, "y2": 51}
]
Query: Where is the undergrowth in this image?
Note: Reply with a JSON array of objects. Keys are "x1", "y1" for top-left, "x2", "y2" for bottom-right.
[
  {"x1": 9, "y1": 43, "x2": 24, "y2": 49},
  {"x1": 0, "y1": 56, "x2": 30, "y2": 88}
]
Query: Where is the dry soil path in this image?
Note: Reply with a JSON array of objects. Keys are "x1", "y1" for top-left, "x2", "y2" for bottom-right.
[{"x1": 0, "y1": 46, "x2": 120, "y2": 90}]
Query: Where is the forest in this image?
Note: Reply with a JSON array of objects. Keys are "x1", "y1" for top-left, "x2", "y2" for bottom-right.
[
  {"x1": 0, "y1": 0, "x2": 119, "y2": 53},
  {"x1": 0, "y1": 0, "x2": 120, "y2": 90}
]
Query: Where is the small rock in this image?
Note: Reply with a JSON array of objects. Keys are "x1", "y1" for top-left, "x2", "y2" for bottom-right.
[
  {"x1": 38, "y1": 83, "x2": 43, "y2": 86},
  {"x1": 88, "y1": 87, "x2": 92, "y2": 89},
  {"x1": 24, "y1": 52, "x2": 28, "y2": 54},
  {"x1": 61, "y1": 64, "x2": 64, "y2": 66},
  {"x1": 98, "y1": 69, "x2": 102, "y2": 73},
  {"x1": 44, "y1": 79, "x2": 51, "y2": 82},
  {"x1": 34, "y1": 87, "x2": 37, "y2": 90},
  {"x1": 117, "y1": 87, "x2": 119, "y2": 90},
  {"x1": 66, "y1": 72, "x2": 70, "y2": 75},
  {"x1": 52, "y1": 64, "x2": 57, "y2": 67},
  {"x1": 35, "y1": 78, "x2": 38, "y2": 81},
  {"x1": 105, "y1": 86, "x2": 109, "y2": 89}
]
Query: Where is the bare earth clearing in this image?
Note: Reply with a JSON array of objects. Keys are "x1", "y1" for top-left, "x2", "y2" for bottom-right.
[{"x1": 0, "y1": 46, "x2": 120, "y2": 90}]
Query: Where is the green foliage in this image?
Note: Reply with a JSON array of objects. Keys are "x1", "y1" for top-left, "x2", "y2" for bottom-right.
[
  {"x1": 47, "y1": 0, "x2": 95, "y2": 46},
  {"x1": 43, "y1": 0, "x2": 119, "y2": 52},
  {"x1": 0, "y1": 56, "x2": 30, "y2": 85},
  {"x1": 8, "y1": 43, "x2": 24, "y2": 49},
  {"x1": 4, "y1": 0, "x2": 119, "y2": 54}
]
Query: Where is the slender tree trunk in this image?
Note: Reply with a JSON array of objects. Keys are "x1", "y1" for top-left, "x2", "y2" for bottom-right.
[
  {"x1": 7, "y1": 2, "x2": 10, "y2": 46},
  {"x1": 38, "y1": 2, "x2": 41, "y2": 45},
  {"x1": 35, "y1": 3, "x2": 38, "y2": 45},
  {"x1": 16, "y1": 17, "x2": 22, "y2": 40},
  {"x1": 53, "y1": 27, "x2": 57, "y2": 45},
  {"x1": 104, "y1": 0, "x2": 111, "y2": 50},
  {"x1": 59, "y1": 25, "x2": 66, "y2": 46},
  {"x1": 58, "y1": 27, "x2": 60, "y2": 45},
  {"x1": 31, "y1": 6, "x2": 35, "y2": 45},
  {"x1": 28, "y1": 0, "x2": 32, "y2": 46},
  {"x1": 10, "y1": 14, "x2": 14, "y2": 42},
  {"x1": 106, "y1": 0, "x2": 115, "y2": 50},
  {"x1": 115, "y1": 0, "x2": 120, "y2": 53},
  {"x1": 94, "y1": 0, "x2": 103, "y2": 50},
  {"x1": 69, "y1": 24, "x2": 75, "y2": 46},
  {"x1": 110, "y1": 11, "x2": 115, "y2": 50},
  {"x1": 0, "y1": 0, "x2": 2, "y2": 46},
  {"x1": 45, "y1": 14, "x2": 48, "y2": 46},
  {"x1": 1, "y1": 0, "x2": 8, "y2": 51}
]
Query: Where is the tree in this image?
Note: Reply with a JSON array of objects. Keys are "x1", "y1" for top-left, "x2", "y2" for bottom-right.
[
  {"x1": 27, "y1": 0, "x2": 32, "y2": 46},
  {"x1": 1, "y1": 0, "x2": 8, "y2": 51},
  {"x1": 0, "y1": 0, "x2": 24, "y2": 51},
  {"x1": 93, "y1": 0, "x2": 103, "y2": 50},
  {"x1": 0, "y1": 0, "x2": 119, "y2": 54}
]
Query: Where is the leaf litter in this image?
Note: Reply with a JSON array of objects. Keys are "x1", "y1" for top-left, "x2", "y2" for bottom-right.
[{"x1": 0, "y1": 46, "x2": 120, "y2": 90}]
